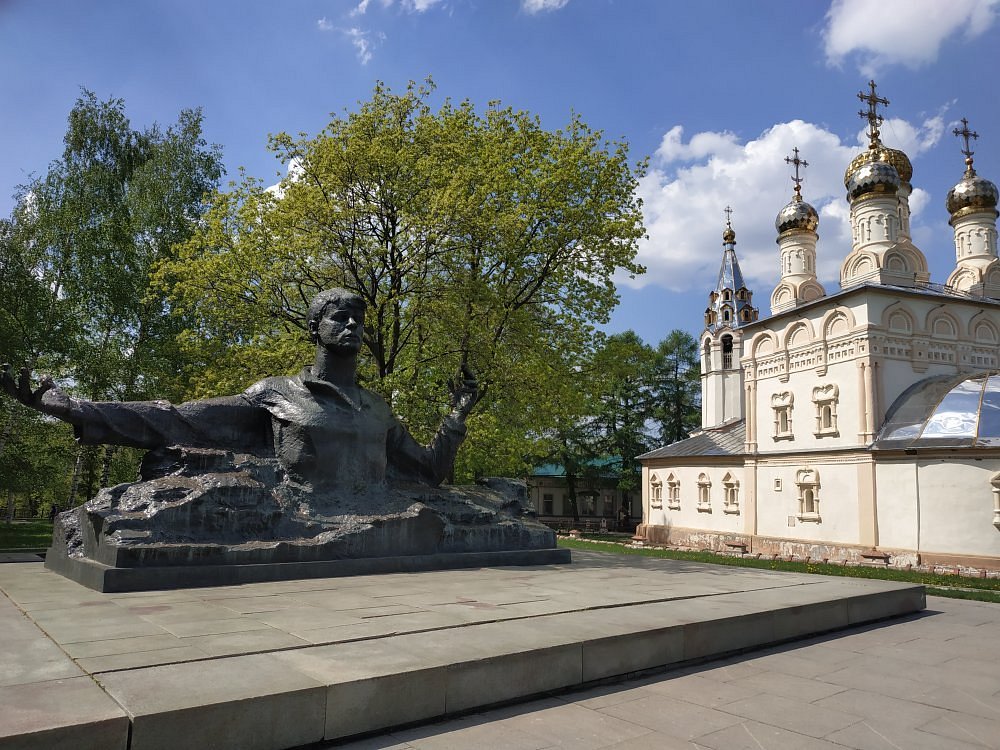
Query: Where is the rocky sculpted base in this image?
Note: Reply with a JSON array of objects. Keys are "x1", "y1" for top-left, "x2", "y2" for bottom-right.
[{"x1": 46, "y1": 446, "x2": 565, "y2": 592}]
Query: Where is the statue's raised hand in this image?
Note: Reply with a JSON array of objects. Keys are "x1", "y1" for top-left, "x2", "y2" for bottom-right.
[
  {"x1": 1, "y1": 364, "x2": 77, "y2": 421},
  {"x1": 449, "y1": 364, "x2": 479, "y2": 418}
]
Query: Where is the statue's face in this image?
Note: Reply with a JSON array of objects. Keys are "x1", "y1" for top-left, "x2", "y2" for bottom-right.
[{"x1": 313, "y1": 299, "x2": 365, "y2": 354}]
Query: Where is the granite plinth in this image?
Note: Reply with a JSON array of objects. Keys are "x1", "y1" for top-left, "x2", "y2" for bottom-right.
[
  {"x1": 44, "y1": 547, "x2": 572, "y2": 592},
  {"x1": 0, "y1": 550, "x2": 925, "y2": 750}
]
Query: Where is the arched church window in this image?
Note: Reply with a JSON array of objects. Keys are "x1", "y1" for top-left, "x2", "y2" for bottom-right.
[
  {"x1": 697, "y1": 474, "x2": 712, "y2": 511},
  {"x1": 722, "y1": 472, "x2": 739, "y2": 515},
  {"x1": 771, "y1": 392, "x2": 794, "y2": 441},
  {"x1": 649, "y1": 475, "x2": 663, "y2": 509},
  {"x1": 666, "y1": 474, "x2": 680, "y2": 510},
  {"x1": 722, "y1": 335, "x2": 734, "y2": 369},
  {"x1": 795, "y1": 468, "x2": 820, "y2": 522},
  {"x1": 812, "y1": 384, "x2": 839, "y2": 437}
]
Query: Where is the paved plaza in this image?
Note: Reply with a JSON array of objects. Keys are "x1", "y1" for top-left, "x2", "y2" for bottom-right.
[
  {"x1": 1, "y1": 550, "x2": 929, "y2": 749},
  {"x1": 334, "y1": 594, "x2": 1000, "y2": 750}
]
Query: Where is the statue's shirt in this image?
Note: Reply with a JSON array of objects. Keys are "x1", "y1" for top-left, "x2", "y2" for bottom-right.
[{"x1": 73, "y1": 370, "x2": 464, "y2": 489}]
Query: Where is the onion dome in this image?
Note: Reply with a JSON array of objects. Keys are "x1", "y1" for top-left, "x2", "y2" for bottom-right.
[
  {"x1": 777, "y1": 147, "x2": 819, "y2": 233},
  {"x1": 946, "y1": 119, "x2": 998, "y2": 218},
  {"x1": 947, "y1": 171, "x2": 999, "y2": 215},
  {"x1": 845, "y1": 157, "x2": 900, "y2": 201},
  {"x1": 844, "y1": 145, "x2": 912, "y2": 185},
  {"x1": 723, "y1": 224, "x2": 736, "y2": 243},
  {"x1": 776, "y1": 196, "x2": 819, "y2": 233},
  {"x1": 845, "y1": 81, "x2": 906, "y2": 200}
]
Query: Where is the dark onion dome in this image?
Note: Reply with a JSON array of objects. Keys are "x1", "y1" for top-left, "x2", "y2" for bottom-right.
[
  {"x1": 845, "y1": 158, "x2": 900, "y2": 201},
  {"x1": 946, "y1": 167, "x2": 999, "y2": 216},
  {"x1": 844, "y1": 145, "x2": 912, "y2": 185},
  {"x1": 775, "y1": 196, "x2": 819, "y2": 233}
]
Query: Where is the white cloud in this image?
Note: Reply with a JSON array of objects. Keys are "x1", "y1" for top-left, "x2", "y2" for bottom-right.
[
  {"x1": 345, "y1": 27, "x2": 383, "y2": 65},
  {"x1": 404, "y1": 0, "x2": 445, "y2": 10},
  {"x1": 628, "y1": 116, "x2": 945, "y2": 294},
  {"x1": 350, "y1": 0, "x2": 373, "y2": 16},
  {"x1": 824, "y1": 0, "x2": 999, "y2": 75},
  {"x1": 522, "y1": 0, "x2": 570, "y2": 14},
  {"x1": 351, "y1": 0, "x2": 441, "y2": 14},
  {"x1": 317, "y1": 17, "x2": 384, "y2": 65}
]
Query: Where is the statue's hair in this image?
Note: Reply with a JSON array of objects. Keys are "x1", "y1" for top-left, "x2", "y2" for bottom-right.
[{"x1": 306, "y1": 288, "x2": 366, "y2": 342}]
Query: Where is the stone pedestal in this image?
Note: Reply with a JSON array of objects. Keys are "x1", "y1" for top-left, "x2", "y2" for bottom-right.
[{"x1": 46, "y1": 447, "x2": 567, "y2": 592}]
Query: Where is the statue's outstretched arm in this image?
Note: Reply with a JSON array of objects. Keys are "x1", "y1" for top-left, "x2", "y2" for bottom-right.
[
  {"x1": 2, "y1": 364, "x2": 270, "y2": 453},
  {"x1": 1, "y1": 364, "x2": 82, "y2": 423},
  {"x1": 388, "y1": 366, "x2": 478, "y2": 486}
]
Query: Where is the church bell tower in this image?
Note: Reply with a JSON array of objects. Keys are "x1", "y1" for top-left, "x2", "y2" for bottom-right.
[{"x1": 702, "y1": 208, "x2": 759, "y2": 428}]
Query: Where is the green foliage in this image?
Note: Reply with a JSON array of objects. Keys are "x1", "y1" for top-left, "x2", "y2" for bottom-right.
[
  {"x1": 21, "y1": 89, "x2": 224, "y2": 404},
  {"x1": 1, "y1": 90, "x2": 224, "y2": 510},
  {"x1": 155, "y1": 80, "x2": 647, "y2": 480},
  {"x1": 527, "y1": 328, "x2": 699, "y2": 517},
  {"x1": 652, "y1": 330, "x2": 701, "y2": 443}
]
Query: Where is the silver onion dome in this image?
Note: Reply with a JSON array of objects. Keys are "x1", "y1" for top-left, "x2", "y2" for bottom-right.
[
  {"x1": 775, "y1": 196, "x2": 819, "y2": 234},
  {"x1": 947, "y1": 170, "x2": 999, "y2": 216},
  {"x1": 846, "y1": 159, "x2": 900, "y2": 201}
]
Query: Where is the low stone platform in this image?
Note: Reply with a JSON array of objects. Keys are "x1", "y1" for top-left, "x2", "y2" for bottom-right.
[
  {"x1": 0, "y1": 550, "x2": 925, "y2": 750},
  {"x1": 45, "y1": 547, "x2": 572, "y2": 592}
]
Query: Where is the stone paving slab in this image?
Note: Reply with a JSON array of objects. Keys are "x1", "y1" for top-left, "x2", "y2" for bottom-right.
[
  {"x1": 0, "y1": 551, "x2": 925, "y2": 749},
  {"x1": 334, "y1": 596, "x2": 1000, "y2": 750}
]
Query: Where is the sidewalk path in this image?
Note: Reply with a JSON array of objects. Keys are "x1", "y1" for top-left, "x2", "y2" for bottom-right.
[{"x1": 336, "y1": 596, "x2": 1000, "y2": 750}]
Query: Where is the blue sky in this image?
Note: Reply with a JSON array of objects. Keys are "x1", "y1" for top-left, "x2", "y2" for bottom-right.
[{"x1": 2, "y1": 0, "x2": 998, "y2": 344}]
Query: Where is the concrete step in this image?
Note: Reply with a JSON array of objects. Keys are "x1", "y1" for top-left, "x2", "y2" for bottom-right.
[{"x1": 0, "y1": 552, "x2": 924, "y2": 750}]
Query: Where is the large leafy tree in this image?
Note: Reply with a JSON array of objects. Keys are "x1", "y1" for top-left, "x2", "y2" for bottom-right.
[
  {"x1": 157, "y1": 80, "x2": 646, "y2": 480},
  {"x1": 25, "y1": 90, "x2": 224, "y2": 405},
  {"x1": 1, "y1": 90, "x2": 224, "y2": 508},
  {"x1": 528, "y1": 328, "x2": 701, "y2": 519}
]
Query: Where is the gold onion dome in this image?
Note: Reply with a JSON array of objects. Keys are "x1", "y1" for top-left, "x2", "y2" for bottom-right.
[
  {"x1": 775, "y1": 195, "x2": 819, "y2": 233},
  {"x1": 844, "y1": 145, "x2": 912, "y2": 185},
  {"x1": 723, "y1": 225, "x2": 736, "y2": 243},
  {"x1": 845, "y1": 155, "x2": 900, "y2": 201}
]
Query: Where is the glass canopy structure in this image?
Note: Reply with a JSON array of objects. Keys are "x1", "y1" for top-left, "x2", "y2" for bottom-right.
[{"x1": 876, "y1": 372, "x2": 1000, "y2": 449}]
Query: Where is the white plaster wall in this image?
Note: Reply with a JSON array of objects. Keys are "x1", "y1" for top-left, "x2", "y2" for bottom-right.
[
  {"x1": 873, "y1": 461, "x2": 919, "y2": 550},
  {"x1": 645, "y1": 462, "x2": 746, "y2": 533},
  {"x1": 754, "y1": 460, "x2": 862, "y2": 544},
  {"x1": 723, "y1": 370, "x2": 742, "y2": 423},
  {"x1": 906, "y1": 459, "x2": 1000, "y2": 558}
]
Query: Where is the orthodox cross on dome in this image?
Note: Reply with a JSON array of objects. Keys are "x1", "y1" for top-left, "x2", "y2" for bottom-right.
[
  {"x1": 784, "y1": 147, "x2": 808, "y2": 199},
  {"x1": 857, "y1": 80, "x2": 889, "y2": 147},
  {"x1": 724, "y1": 205, "x2": 733, "y2": 227},
  {"x1": 953, "y1": 117, "x2": 979, "y2": 175}
]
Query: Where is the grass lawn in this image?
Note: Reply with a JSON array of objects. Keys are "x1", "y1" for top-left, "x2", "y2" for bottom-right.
[
  {"x1": 0, "y1": 521, "x2": 53, "y2": 550},
  {"x1": 558, "y1": 537, "x2": 1000, "y2": 604}
]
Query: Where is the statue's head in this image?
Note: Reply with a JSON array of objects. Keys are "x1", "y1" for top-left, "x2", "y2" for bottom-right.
[{"x1": 307, "y1": 288, "x2": 366, "y2": 347}]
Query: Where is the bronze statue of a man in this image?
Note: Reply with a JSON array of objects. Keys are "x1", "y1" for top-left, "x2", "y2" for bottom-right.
[{"x1": 2, "y1": 288, "x2": 477, "y2": 493}]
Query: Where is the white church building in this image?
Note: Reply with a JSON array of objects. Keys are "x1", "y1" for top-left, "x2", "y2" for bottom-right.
[{"x1": 638, "y1": 83, "x2": 1000, "y2": 570}]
